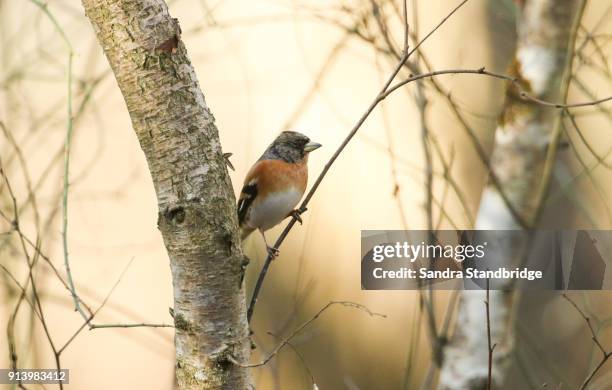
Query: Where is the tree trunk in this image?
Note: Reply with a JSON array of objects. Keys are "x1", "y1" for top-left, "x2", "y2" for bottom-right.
[
  {"x1": 439, "y1": 0, "x2": 581, "y2": 388},
  {"x1": 81, "y1": 1, "x2": 251, "y2": 388}
]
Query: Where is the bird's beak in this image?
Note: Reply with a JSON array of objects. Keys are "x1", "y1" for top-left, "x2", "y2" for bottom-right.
[{"x1": 304, "y1": 141, "x2": 322, "y2": 152}]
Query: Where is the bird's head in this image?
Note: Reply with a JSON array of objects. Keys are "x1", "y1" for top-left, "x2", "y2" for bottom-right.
[{"x1": 260, "y1": 131, "x2": 322, "y2": 163}]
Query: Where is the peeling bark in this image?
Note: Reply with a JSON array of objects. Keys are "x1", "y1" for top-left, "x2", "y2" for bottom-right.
[
  {"x1": 81, "y1": 1, "x2": 251, "y2": 388},
  {"x1": 439, "y1": 1, "x2": 581, "y2": 389}
]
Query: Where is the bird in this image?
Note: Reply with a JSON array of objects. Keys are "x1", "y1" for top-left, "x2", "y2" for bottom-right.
[{"x1": 237, "y1": 131, "x2": 321, "y2": 257}]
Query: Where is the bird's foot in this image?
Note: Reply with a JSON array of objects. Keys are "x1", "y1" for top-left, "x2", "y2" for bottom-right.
[
  {"x1": 290, "y1": 208, "x2": 305, "y2": 224},
  {"x1": 266, "y1": 246, "x2": 280, "y2": 259}
]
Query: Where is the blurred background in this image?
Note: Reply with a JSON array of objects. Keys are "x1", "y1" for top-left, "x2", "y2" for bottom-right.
[{"x1": 1, "y1": 0, "x2": 612, "y2": 389}]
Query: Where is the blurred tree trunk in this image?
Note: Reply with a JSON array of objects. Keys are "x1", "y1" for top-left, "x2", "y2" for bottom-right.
[
  {"x1": 81, "y1": 1, "x2": 251, "y2": 388},
  {"x1": 439, "y1": 0, "x2": 582, "y2": 388}
]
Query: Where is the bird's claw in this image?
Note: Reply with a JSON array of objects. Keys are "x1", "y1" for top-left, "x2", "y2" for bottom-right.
[
  {"x1": 266, "y1": 246, "x2": 280, "y2": 259},
  {"x1": 290, "y1": 209, "x2": 303, "y2": 225}
]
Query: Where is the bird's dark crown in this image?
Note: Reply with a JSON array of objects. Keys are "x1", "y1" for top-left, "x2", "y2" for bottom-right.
[{"x1": 259, "y1": 131, "x2": 316, "y2": 163}]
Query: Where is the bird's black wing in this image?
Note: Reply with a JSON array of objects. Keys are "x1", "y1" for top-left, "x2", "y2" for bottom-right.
[{"x1": 237, "y1": 181, "x2": 258, "y2": 226}]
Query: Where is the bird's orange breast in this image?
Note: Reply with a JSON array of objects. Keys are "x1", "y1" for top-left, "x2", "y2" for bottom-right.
[{"x1": 246, "y1": 159, "x2": 308, "y2": 198}]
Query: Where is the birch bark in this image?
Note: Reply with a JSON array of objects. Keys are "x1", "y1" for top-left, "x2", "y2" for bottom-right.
[
  {"x1": 439, "y1": 1, "x2": 582, "y2": 388},
  {"x1": 81, "y1": 1, "x2": 251, "y2": 388}
]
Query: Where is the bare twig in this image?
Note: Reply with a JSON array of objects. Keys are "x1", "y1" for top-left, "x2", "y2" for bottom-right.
[
  {"x1": 1, "y1": 158, "x2": 65, "y2": 389},
  {"x1": 269, "y1": 332, "x2": 318, "y2": 389},
  {"x1": 486, "y1": 279, "x2": 496, "y2": 390},
  {"x1": 530, "y1": 0, "x2": 588, "y2": 227},
  {"x1": 564, "y1": 109, "x2": 612, "y2": 169},
  {"x1": 27, "y1": 0, "x2": 87, "y2": 322},
  {"x1": 247, "y1": 0, "x2": 471, "y2": 324},
  {"x1": 380, "y1": 67, "x2": 612, "y2": 110},
  {"x1": 58, "y1": 257, "x2": 135, "y2": 354},
  {"x1": 562, "y1": 294, "x2": 611, "y2": 390},
  {"x1": 248, "y1": 59, "x2": 612, "y2": 321},
  {"x1": 234, "y1": 301, "x2": 385, "y2": 367},
  {"x1": 560, "y1": 121, "x2": 612, "y2": 226},
  {"x1": 89, "y1": 323, "x2": 174, "y2": 330},
  {"x1": 319, "y1": 5, "x2": 524, "y2": 228}
]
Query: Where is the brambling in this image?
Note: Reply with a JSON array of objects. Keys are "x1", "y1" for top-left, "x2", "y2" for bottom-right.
[{"x1": 237, "y1": 131, "x2": 321, "y2": 256}]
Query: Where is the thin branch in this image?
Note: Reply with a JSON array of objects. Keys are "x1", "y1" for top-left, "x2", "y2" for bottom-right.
[
  {"x1": 429, "y1": 136, "x2": 475, "y2": 227},
  {"x1": 562, "y1": 294, "x2": 607, "y2": 356},
  {"x1": 234, "y1": 301, "x2": 385, "y2": 367},
  {"x1": 1, "y1": 158, "x2": 65, "y2": 389},
  {"x1": 564, "y1": 108, "x2": 612, "y2": 169},
  {"x1": 58, "y1": 256, "x2": 136, "y2": 354},
  {"x1": 381, "y1": 67, "x2": 612, "y2": 109},
  {"x1": 89, "y1": 323, "x2": 174, "y2": 329},
  {"x1": 28, "y1": 0, "x2": 86, "y2": 322},
  {"x1": 0, "y1": 264, "x2": 43, "y2": 324},
  {"x1": 61, "y1": 35, "x2": 85, "y2": 321},
  {"x1": 269, "y1": 333, "x2": 317, "y2": 389},
  {"x1": 530, "y1": 0, "x2": 588, "y2": 227},
  {"x1": 562, "y1": 294, "x2": 611, "y2": 390},
  {"x1": 560, "y1": 121, "x2": 612, "y2": 226},
  {"x1": 315, "y1": 5, "x2": 520, "y2": 228},
  {"x1": 486, "y1": 279, "x2": 496, "y2": 390},
  {"x1": 247, "y1": 0, "x2": 471, "y2": 324}
]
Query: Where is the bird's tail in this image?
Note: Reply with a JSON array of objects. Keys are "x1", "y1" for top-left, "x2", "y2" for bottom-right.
[{"x1": 240, "y1": 225, "x2": 255, "y2": 240}]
